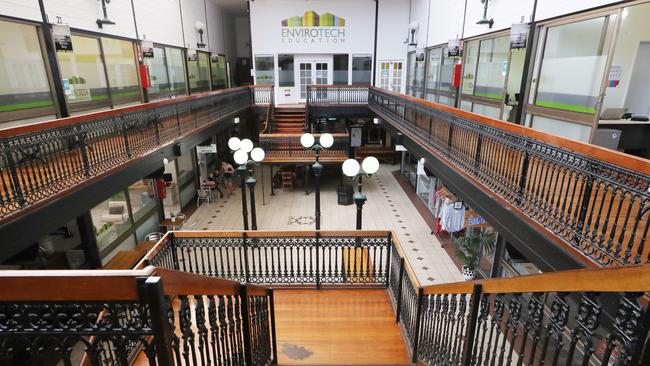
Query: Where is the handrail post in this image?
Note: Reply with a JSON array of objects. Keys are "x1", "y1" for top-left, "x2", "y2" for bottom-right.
[
  {"x1": 385, "y1": 233, "x2": 392, "y2": 288},
  {"x1": 170, "y1": 234, "x2": 180, "y2": 271},
  {"x1": 143, "y1": 276, "x2": 174, "y2": 366},
  {"x1": 269, "y1": 289, "x2": 278, "y2": 363},
  {"x1": 239, "y1": 285, "x2": 253, "y2": 366},
  {"x1": 4, "y1": 145, "x2": 25, "y2": 206},
  {"x1": 575, "y1": 173, "x2": 594, "y2": 245},
  {"x1": 412, "y1": 287, "x2": 424, "y2": 363},
  {"x1": 316, "y1": 231, "x2": 321, "y2": 289},
  {"x1": 474, "y1": 133, "x2": 482, "y2": 171},
  {"x1": 243, "y1": 232, "x2": 250, "y2": 283},
  {"x1": 395, "y1": 257, "x2": 405, "y2": 323},
  {"x1": 515, "y1": 147, "x2": 530, "y2": 205},
  {"x1": 460, "y1": 284, "x2": 483, "y2": 366},
  {"x1": 121, "y1": 122, "x2": 132, "y2": 158}
]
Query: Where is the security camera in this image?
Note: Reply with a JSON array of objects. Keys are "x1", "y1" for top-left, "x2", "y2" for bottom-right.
[{"x1": 194, "y1": 21, "x2": 206, "y2": 33}]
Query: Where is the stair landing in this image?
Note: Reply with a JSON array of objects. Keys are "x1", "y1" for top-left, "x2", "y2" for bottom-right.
[{"x1": 274, "y1": 289, "x2": 409, "y2": 365}]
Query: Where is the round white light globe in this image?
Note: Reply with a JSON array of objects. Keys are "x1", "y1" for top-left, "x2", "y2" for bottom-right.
[
  {"x1": 233, "y1": 149, "x2": 248, "y2": 165},
  {"x1": 163, "y1": 158, "x2": 169, "y2": 165},
  {"x1": 250, "y1": 147, "x2": 265, "y2": 162},
  {"x1": 342, "y1": 159, "x2": 360, "y2": 177},
  {"x1": 300, "y1": 133, "x2": 315, "y2": 148},
  {"x1": 319, "y1": 133, "x2": 334, "y2": 148},
  {"x1": 240, "y1": 138, "x2": 254, "y2": 153},
  {"x1": 362, "y1": 156, "x2": 380, "y2": 175},
  {"x1": 228, "y1": 137, "x2": 241, "y2": 151}
]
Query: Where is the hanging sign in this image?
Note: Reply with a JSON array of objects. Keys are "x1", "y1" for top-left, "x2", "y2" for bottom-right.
[
  {"x1": 447, "y1": 39, "x2": 460, "y2": 57},
  {"x1": 187, "y1": 48, "x2": 197, "y2": 62},
  {"x1": 141, "y1": 41, "x2": 154, "y2": 58},
  {"x1": 510, "y1": 23, "x2": 528, "y2": 49},
  {"x1": 196, "y1": 144, "x2": 217, "y2": 154},
  {"x1": 608, "y1": 65, "x2": 622, "y2": 88},
  {"x1": 52, "y1": 24, "x2": 73, "y2": 52},
  {"x1": 465, "y1": 210, "x2": 490, "y2": 228}
]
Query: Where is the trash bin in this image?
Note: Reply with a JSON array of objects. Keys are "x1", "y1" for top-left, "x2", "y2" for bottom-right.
[{"x1": 337, "y1": 184, "x2": 354, "y2": 206}]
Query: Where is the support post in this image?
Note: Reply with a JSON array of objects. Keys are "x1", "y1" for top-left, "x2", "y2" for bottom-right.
[
  {"x1": 395, "y1": 257, "x2": 405, "y2": 323},
  {"x1": 313, "y1": 161, "x2": 323, "y2": 230},
  {"x1": 76, "y1": 211, "x2": 101, "y2": 268},
  {"x1": 354, "y1": 193, "x2": 367, "y2": 230},
  {"x1": 315, "y1": 231, "x2": 321, "y2": 289},
  {"x1": 243, "y1": 232, "x2": 250, "y2": 283},
  {"x1": 144, "y1": 277, "x2": 174, "y2": 366},
  {"x1": 269, "y1": 289, "x2": 278, "y2": 363},
  {"x1": 246, "y1": 177, "x2": 258, "y2": 230},
  {"x1": 411, "y1": 287, "x2": 424, "y2": 363},
  {"x1": 460, "y1": 284, "x2": 483, "y2": 366},
  {"x1": 238, "y1": 166, "x2": 249, "y2": 230},
  {"x1": 489, "y1": 234, "x2": 505, "y2": 278},
  {"x1": 385, "y1": 233, "x2": 392, "y2": 288}
]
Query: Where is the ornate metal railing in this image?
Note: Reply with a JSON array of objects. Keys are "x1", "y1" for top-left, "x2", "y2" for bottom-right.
[
  {"x1": 368, "y1": 86, "x2": 650, "y2": 268},
  {"x1": 250, "y1": 86, "x2": 274, "y2": 105},
  {"x1": 307, "y1": 85, "x2": 369, "y2": 105},
  {"x1": 139, "y1": 231, "x2": 392, "y2": 287},
  {"x1": 258, "y1": 133, "x2": 350, "y2": 162},
  {"x1": 388, "y1": 235, "x2": 650, "y2": 365},
  {"x1": 0, "y1": 266, "x2": 276, "y2": 366},
  {"x1": 0, "y1": 87, "x2": 253, "y2": 222}
]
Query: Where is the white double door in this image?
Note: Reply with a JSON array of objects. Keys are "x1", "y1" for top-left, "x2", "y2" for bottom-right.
[{"x1": 295, "y1": 55, "x2": 332, "y2": 103}]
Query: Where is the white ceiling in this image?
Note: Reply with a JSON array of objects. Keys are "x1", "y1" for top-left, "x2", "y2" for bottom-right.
[{"x1": 209, "y1": 0, "x2": 249, "y2": 16}]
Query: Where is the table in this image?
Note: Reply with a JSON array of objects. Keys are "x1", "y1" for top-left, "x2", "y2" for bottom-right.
[
  {"x1": 135, "y1": 241, "x2": 156, "y2": 253},
  {"x1": 102, "y1": 250, "x2": 145, "y2": 269},
  {"x1": 160, "y1": 218, "x2": 184, "y2": 230}
]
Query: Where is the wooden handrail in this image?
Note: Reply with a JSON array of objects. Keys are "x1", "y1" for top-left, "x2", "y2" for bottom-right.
[
  {"x1": 391, "y1": 232, "x2": 421, "y2": 288},
  {"x1": 133, "y1": 232, "x2": 173, "y2": 270},
  {"x1": 0, "y1": 87, "x2": 251, "y2": 139},
  {"x1": 370, "y1": 86, "x2": 650, "y2": 175},
  {"x1": 259, "y1": 132, "x2": 350, "y2": 138},
  {"x1": 422, "y1": 264, "x2": 650, "y2": 295},
  {"x1": 170, "y1": 229, "x2": 393, "y2": 238},
  {"x1": 155, "y1": 267, "x2": 241, "y2": 296},
  {"x1": 0, "y1": 267, "x2": 154, "y2": 301},
  {"x1": 308, "y1": 84, "x2": 370, "y2": 88}
]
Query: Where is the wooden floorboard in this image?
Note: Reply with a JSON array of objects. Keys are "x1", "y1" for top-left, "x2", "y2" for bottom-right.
[{"x1": 274, "y1": 289, "x2": 409, "y2": 365}]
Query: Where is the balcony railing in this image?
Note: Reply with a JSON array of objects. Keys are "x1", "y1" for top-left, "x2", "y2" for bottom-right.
[
  {"x1": 363, "y1": 86, "x2": 649, "y2": 268},
  {"x1": 0, "y1": 87, "x2": 258, "y2": 223},
  {"x1": 306, "y1": 84, "x2": 369, "y2": 105},
  {"x1": 388, "y1": 234, "x2": 650, "y2": 365},
  {"x1": 250, "y1": 85, "x2": 274, "y2": 105},
  {"x1": 258, "y1": 133, "x2": 350, "y2": 163}
]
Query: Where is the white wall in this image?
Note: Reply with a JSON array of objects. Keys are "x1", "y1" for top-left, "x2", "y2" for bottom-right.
[
  {"x1": 181, "y1": 0, "x2": 209, "y2": 51},
  {"x1": 0, "y1": 0, "x2": 40, "y2": 21},
  {"x1": 43, "y1": 0, "x2": 137, "y2": 39},
  {"x1": 206, "y1": 0, "x2": 226, "y2": 53},
  {"x1": 134, "y1": 0, "x2": 184, "y2": 47},
  {"x1": 426, "y1": 0, "x2": 465, "y2": 46},
  {"x1": 376, "y1": 0, "x2": 410, "y2": 90}
]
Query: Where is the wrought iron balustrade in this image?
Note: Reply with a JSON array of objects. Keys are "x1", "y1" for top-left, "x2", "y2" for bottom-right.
[
  {"x1": 250, "y1": 86, "x2": 274, "y2": 105},
  {"x1": 0, "y1": 266, "x2": 276, "y2": 366},
  {"x1": 140, "y1": 231, "x2": 392, "y2": 287},
  {"x1": 307, "y1": 85, "x2": 369, "y2": 105},
  {"x1": 367, "y1": 86, "x2": 650, "y2": 268},
  {"x1": 258, "y1": 133, "x2": 350, "y2": 162},
  {"x1": 0, "y1": 87, "x2": 253, "y2": 222},
  {"x1": 388, "y1": 233, "x2": 650, "y2": 365}
]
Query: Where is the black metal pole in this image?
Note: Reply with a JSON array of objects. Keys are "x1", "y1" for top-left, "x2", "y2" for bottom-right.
[
  {"x1": 76, "y1": 211, "x2": 101, "y2": 268},
  {"x1": 313, "y1": 160, "x2": 322, "y2": 230},
  {"x1": 238, "y1": 166, "x2": 249, "y2": 230},
  {"x1": 354, "y1": 175, "x2": 366, "y2": 230},
  {"x1": 37, "y1": 0, "x2": 69, "y2": 118},
  {"x1": 246, "y1": 176, "x2": 257, "y2": 230}
]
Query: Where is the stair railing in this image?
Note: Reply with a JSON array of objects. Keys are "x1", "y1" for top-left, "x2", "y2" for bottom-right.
[
  {"x1": 0, "y1": 266, "x2": 276, "y2": 366},
  {"x1": 389, "y1": 229, "x2": 650, "y2": 365}
]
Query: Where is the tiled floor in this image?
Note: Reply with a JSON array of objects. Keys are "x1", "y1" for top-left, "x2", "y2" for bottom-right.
[{"x1": 185, "y1": 164, "x2": 463, "y2": 285}]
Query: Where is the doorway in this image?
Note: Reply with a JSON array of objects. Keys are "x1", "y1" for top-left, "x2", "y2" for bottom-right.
[{"x1": 295, "y1": 55, "x2": 332, "y2": 103}]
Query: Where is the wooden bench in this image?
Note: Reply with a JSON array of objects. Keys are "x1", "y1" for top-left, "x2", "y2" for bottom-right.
[{"x1": 355, "y1": 146, "x2": 401, "y2": 164}]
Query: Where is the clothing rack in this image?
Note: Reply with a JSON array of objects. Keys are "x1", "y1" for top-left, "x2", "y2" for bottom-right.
[{"x1": 436, "y1": 186, "x2": 457, "y2": 201}]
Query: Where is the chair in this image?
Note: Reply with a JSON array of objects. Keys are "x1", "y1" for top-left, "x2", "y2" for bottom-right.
[
  {"x1": 144, "y1": 232, "x2": 164, "y2": 242},
  {"x1": 197, "y1": 189, "x2": 212, "y2": 207}
]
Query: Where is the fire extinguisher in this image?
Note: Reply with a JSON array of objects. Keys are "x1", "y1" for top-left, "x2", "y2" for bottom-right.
[
  {"x1": 139, "y1": 64, "x2": 151, "y2": 89},
  {"x1": 452, "y1": 64, "x2": 462, "y2": 89},
  {"x1": 156, "y1": 178, "x2": 167, "y2": 200}
]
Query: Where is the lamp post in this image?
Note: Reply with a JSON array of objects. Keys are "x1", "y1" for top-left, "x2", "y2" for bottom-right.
[
  {"x1": 301, "y1": 133, "x2": 334, "y2": 230},
  {"x1": 342, "y1": 156, "x2": 380, "y2": 230},
  {"x1": 229, "y1": 136, "x2": 265, "y2": 230}
]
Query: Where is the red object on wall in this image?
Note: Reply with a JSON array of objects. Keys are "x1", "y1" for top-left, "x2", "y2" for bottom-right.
[
  {"x1": 156, "y1": 178, "x2": 167, "y2": 200},
  {"x1": 452, "y1": 64, "x2": 462, "y2": 88},
  {"x1": 139, "y1": 64, "x2": 151, "y2": 89}
]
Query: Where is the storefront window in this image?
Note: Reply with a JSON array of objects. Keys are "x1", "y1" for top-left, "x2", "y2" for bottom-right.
[
  {"x1": 0, "y1": 20, "x2": 55, "y2": 122},
  {"x1": 143, "y1": 46, "x2": 170, "y2": 97},
  {"x1": 440, "y1": 48, "x2": 457, "y2": 94},
  {"x1": 333, "y1": 54, "x2": 348, "y2": 84},
  {"x1": 166, "y1": 47, "x2": 186, "y2": 94},
  {"x1": 352, "y1": 55, "x2": 372, "y2": 84},
  {"x1": 211, "y1": 54, "x2": 227, "y2": 90},
  {"x1": 461, "y1": 40, "x2": 480, "y2": 96},
  {"x1": 254, "y1": 55, "x2": 274, "y2": 85},
  {"x1": 91, "y1": 192, "x2": 132, "y2": 252},
  {"x1": 534, "y1": 17, "x2": 610, "y2": 114},
  {"x1": 101, "y1": 37, "x2": 140, "y2": 104},
  {"x1": 278, "y1": 55, "x2": 294, "y2": 87},
  {"x1": 425, "y1": 48, "x2": 442, "y2": 101},
  {"x1": 57, "y1": 35, "x2": 110, "y2": 109},
  {"x1": 474, "y1": 36, "x2": 509, "y2": 100},
  {"x1": 127, "y1": 180, "x2": 156, "y2": 222},
  {"x1": 188, "y1": 51, "x2": 211, "y2": 93}
]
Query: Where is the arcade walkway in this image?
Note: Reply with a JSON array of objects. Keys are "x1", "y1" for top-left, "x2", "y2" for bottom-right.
[{"x1": 186, "y1": 164, "x2": 463, "y2": 285}]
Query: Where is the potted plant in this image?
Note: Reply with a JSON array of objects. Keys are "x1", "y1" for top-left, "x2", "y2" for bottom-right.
[{"x1": 454, "y1": 235, "x2": 495, "y2": 280}]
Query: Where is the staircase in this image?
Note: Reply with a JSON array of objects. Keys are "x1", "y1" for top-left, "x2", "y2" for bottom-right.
[{"x1": 272, "y1": 106, "x2": 306, "y2": 133}]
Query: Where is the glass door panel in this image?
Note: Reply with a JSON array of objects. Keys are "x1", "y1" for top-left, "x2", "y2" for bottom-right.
[{"x1": 299, "y1": 62, "x2": 312, "y2": 101}]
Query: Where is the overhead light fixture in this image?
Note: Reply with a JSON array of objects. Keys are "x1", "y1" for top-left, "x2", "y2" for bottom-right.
[
  {"x1": 477, "y1": 0, "x2": 494, "y2": 28},
  {"x1": 96, "y1": 0, "x2": 115, "y2": 29},
  {"x1": 407, "y1": 21, "x2": 419, "y2": 47},
  {"x1": 195, "y1": 21, "x2": 207, "y2": 48}
]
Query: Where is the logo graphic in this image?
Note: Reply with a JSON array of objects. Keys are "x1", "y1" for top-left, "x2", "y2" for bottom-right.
[
  {"x1": 281, "y1": 11, "x2": 345, "y2": 27},
  {"x1": 280, "y1": 10, "x2": 346, "y2": 44}
]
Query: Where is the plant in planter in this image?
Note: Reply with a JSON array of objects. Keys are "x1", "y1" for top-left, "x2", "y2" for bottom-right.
[{"x1": 454, "y1": 235, "x2": 495, "y2": 280}]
